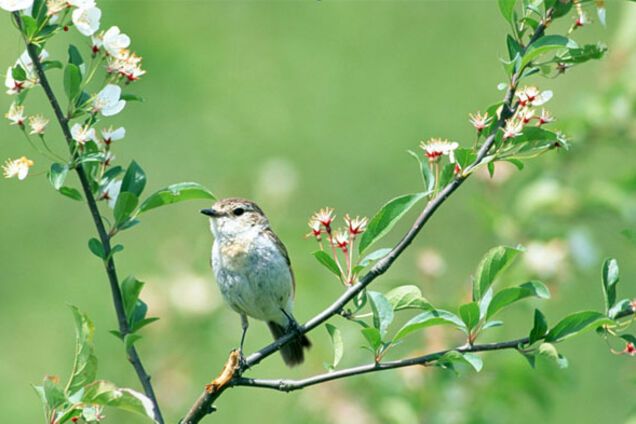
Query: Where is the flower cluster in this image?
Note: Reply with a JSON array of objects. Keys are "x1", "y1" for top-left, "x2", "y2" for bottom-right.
[
  {"x1": 420, "y1": 138, "x2": 459, "y2": 163},
  {"x1": 307, "y1": 208, "x2": 368, "y2": 286},
  {"x1": 502, "y1": 86, "x2": 555, "y2": 141},
  {"x1": 1, "y1": 0, "x2": 143, "y2": 203}
]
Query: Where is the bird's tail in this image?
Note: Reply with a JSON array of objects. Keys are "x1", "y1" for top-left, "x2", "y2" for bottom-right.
[{"x1": 267, "y1": 321, "x2": 311, "y2": 367}]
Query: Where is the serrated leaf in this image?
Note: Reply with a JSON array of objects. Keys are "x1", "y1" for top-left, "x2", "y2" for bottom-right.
[
  {"x1": 486, "y1": 281, "x2": 550, "y2": 319},
  {"x1": 520, "y1": 35, "x2": 577, "y2": 70},
  {"x1": 384, "y1": 285, "x2": 431, "y2": 311},
  {"x1": 473, "y1": 245, "x2": 522, "y2": 301},
  {"x1": 394, "y1": 309, "x2": 466, "y2": 342},
  {"x1": 312, "y1": 251, "x2": 341, "y2": 277},
  {"x1": 368, "y1": 291, "x2": 394, "y2": 338},
  {"x1": 81, "y1": 380, "x2": 157, "y2": 421},
  {"x1": 68, "y1": 44, "x2": 84, "y2": 67},
  {"x1": 138, "y1": 182, "x2": 215, "y2": 213},
  {"x1": 66, "y1": 306, "x2": 98, "y2": 395},
  {"x1": 325, "y1": 324, "x2": 343, "y2": 369},
  {"x1": 438, "y1": 162, "x2": 456, "y2": 189},
  {"x1": 358, "y1": 192, "x2": 427, "y2": 253},
  {"x1": 545, "y1": 311, "x2": 612, "y2": 343}
]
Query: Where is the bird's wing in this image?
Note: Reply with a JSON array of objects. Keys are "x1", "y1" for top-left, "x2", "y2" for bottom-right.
[{"x1": 263, "y1": 226, "x2": 296, "y2": 299}]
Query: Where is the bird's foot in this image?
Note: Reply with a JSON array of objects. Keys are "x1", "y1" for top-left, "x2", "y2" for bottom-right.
[{"x1": 236, "y1": 348, "x2": 248, "y2": 372}]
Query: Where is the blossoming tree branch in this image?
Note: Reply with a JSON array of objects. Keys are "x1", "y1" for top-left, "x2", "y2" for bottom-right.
[{"x1": 2, "y1": 0, "x2": 635, "y2": 423}]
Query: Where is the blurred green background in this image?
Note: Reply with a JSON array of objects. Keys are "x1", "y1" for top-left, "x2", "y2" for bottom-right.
[{"x1": 1, "y1": 1, "x2": 636, "y2": 423}]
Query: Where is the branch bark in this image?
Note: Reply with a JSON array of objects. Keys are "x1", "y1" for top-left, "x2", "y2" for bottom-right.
[
  {"x1": 235, "y1": 307, "x2": 634, "y2": 392},
  {"x1": 14, "y1": 14, "x2": 165, "y2": 424},
  {"x1": 181, "y1": 9, "x2": 555, "y2": 423}
]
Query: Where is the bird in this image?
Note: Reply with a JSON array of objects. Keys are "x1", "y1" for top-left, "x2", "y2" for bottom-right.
[{"x1": 201, "y1": 198, "x2": 311, "y2": 367}]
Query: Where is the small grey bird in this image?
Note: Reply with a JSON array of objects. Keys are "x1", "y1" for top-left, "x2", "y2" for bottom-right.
[{"x1": 201, "y1": 198, "x2": 310, "y2": 367}]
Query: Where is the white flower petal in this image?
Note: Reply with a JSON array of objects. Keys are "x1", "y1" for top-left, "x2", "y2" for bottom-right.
[
  {"x1": 102, "y1": 100, "x2": 126, "y2": 117},
  {"x1": 0, "y1": 0, "x2": 33, "y2": 12}
]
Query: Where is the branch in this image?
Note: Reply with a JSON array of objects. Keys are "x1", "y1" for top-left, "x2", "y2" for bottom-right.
[
  {"x1": 13, "y1": 14, "x2": 165, "y2": 424},
  {"x1": 235, "y1": 307, "x2": 634, "y2": 392},
  {"x1": 181, "y1": 9, "x2": 556, "y2": 423}
]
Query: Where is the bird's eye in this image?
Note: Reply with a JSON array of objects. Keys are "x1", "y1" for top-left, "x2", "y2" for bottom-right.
[{"x1": 233, "y1": 207, "x2": 245, "y2": 216}]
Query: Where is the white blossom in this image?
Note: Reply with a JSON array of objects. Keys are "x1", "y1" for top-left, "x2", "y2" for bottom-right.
[
  {"x1": 103, "y1": 26, "x2": 131, "y2": 59},
  {"x1": 72, "y1": 5, "x2": 101, "y2": 36},
  {"x1": 102, "y1": 179, "x2": 121, "y2": 208},
  {"x1": 101, "y1": 126, "x2": 125, "y2": 144},
  {"x1": 5, "y1": 102, "x2": 26, "y2": 126},
  {"x1": 0, "y1": 0, "x2": 33, "y2": 12},
  {"x1": 28, "y1": 115, "x2": 49, "y2": 135},
  {"x1": 93, "y1": 84, "x2": 126, "y2": 116},
  {"x1": 420, "y1": 138, "x2": 459, "y2": 162},
  {"x1": 70, "y1": 123, "x2": 97, "y2": 145},
  {"x1": 2, "y1": 156, "x2": 34, "y2": 180}
]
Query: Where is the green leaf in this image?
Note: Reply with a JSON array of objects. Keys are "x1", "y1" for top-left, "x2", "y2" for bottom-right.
[
  {"x1": 114, "y1": 192, "x2": 139, "y2": 225},
  {"x1": 520, "y1": 35, "x2": 576, "y2": 70},
  {"x1": 506, "y1": 34, "x2": 522, "y2": 61},
  {"x1": 41, "y1": 60, "x2": 63, "y2": 71},
  {"x1": 498, "y1": 0, "x2": 517, "y2": 23},
  {"x1": 88, "y1": 238, "x2": 105, "y2": 259},
  {"x1": 407, "y1": 150, "x2": 435, "y2": 192},
  {"x1": 121, "y1": 276, "x2": 145, "y2": 320},
  {"x1": 21, "y1": 15, "x2": 37, "y2": 38},
  {"x1": 459, "y1": 302, "x2": 481, "y2": 332},
  {"x1": 312, "y1": 251, "x2": 341, "y2": 277},
  {"x1": 138, "y1": 182, "x2": 215, "y2": 213},
  {"x1": 124, "y1": 333, "x2": 142, "y2": 350},
  {"x1": 48, "y1": 163, "x2": 69, "y2": 190},
  {"x1": 454, "y1": 148, "x2": 476, "y2": 171},
  {"x1": 545, "y1": 311, "x2": 612, "y2": 343},
  {"x1": 361, "y1": 327, "x2": 382, "y2": 351},
  {"x1": 602, "y1": 258, "x2": 619, "y2": 313},
  {"x1": 486, "y1": 281, "x2": 550, "y2": 319},
  {"x1": 473, "y1": 245, "x2": 522, "y2": 301},
  {"x1": 394, "y1": 309, "x2": 466, "y2": 342},
  {"x1": 325, "y1": 323, "x2": 343, "y2": 369},
  {"x1": 384, "y1": 285, "x2": 431, "y2": 311},
  {"x1": 11, "y1": 64, "x2": 26, "y2": 81},
  {"x1": 63, "y1": 63, "x2": 82, "y2": 101},
  {"x1": 538, "y1": 343, "x2": 568, "y2": 369},
  {"x1": 130, "y1": 317, "x2": 159, "y2": 333},
  {"x1": 358, "y1": 192, "x2": 427, "y2": 253},
  {"x1": 66, "y1": 306, "x2": 98, "y2": 395},
  {"x1": 559, "y1": 43, "x2": 607, "y2": 64},
  {"x1": 81, "y1": 380, "x2": 156, "y2": 420},
  {"x1": 528, "y1": 309, "x2": 548, "y2": 345},
  {"x1": 368, "y1": 291, "x2": 394, "y2": 338},
  {"x1": 121, "y1": 93, "x2": 145, "y2": 102},
  {"x1": 129, "y1": 299, "x2": 149, "y2": 328},
  {"x1": 608, "y1": 299, "x2": 631, "y2": 320},
  {"x1": 59, "y1": 186, "x2": 83, "y2": 201},
  {"x1": 437, "y1": 351, "x2": 483, "y2": 374},
  {"x1": 358, "y1": 248, "x2": 391, "y2": 268},
  {"x1": 42, "y1": 378, "x2": 67, "y2": 410},
  {"x1": 68, "y1": 44, "x2": 84, "y2": 67},
  {"x1": 121, "y1": 161, "x2": 147, "y2": 197},
  {"x1": 438, "y1": 163, "x2": 456, "y2": 189}
]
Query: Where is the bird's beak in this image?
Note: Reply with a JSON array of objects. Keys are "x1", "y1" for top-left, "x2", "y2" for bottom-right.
[{"x1": 200, "y1": 208, "x2": 221, "y2": 218}]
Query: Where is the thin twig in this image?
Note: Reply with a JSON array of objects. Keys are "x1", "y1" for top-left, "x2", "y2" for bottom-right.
[
  {"x1": 13, "y1": 13, "x2": 165, "y2": 424},
  {"x1": 181, "y1": 9, "x2": 555, "y2": 423}
]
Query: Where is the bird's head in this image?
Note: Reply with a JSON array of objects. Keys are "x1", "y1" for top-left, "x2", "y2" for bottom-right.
[{"x1": 201, "y1": 198, "x2": 269, "y2": 239}]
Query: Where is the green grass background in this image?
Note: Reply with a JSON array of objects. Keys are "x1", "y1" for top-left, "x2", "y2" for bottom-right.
[{"x1": 1, "y1": 1, "x2": 636, "y2": 423}]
